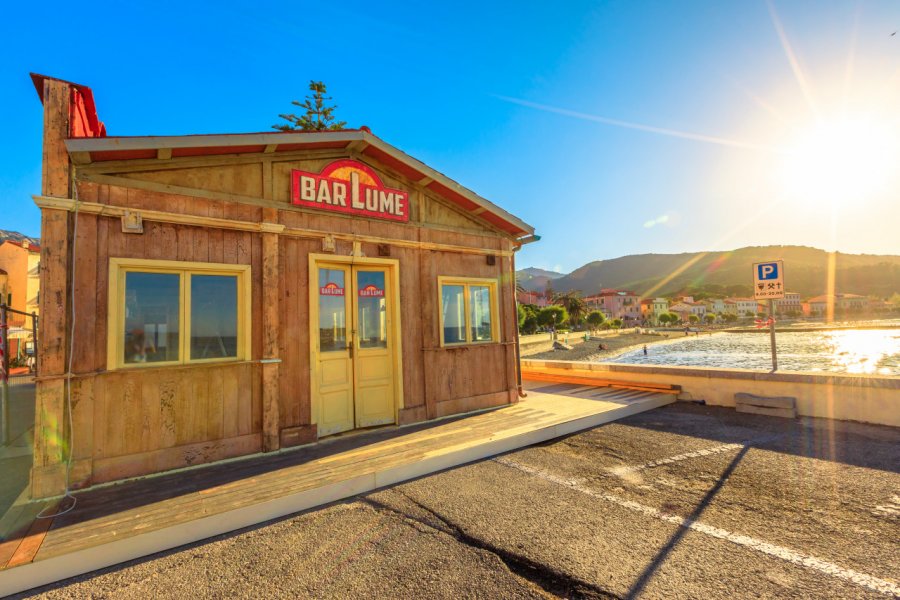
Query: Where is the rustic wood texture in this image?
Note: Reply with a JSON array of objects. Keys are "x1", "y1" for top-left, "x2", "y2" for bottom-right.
[
  {"x1": 34, "y1": 147, "x2": 524, "y2": 492},
  {"x1": 261, "y1": 208, "x2": 280, "y2": 451},
  {"x1": 41, "y1": 79, "x2": 70, "y2": 198},
  {"x1": 33, "y1": 205, "x2": 70, "y2": 497},
  {"x1": 520, "y1": 367, "x2": 682, "y2": 394}
]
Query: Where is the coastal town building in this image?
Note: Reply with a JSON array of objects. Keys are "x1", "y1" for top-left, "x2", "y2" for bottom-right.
[
  {"x1": 0, "y1": 268, "x2": 8, "y2": 306},
  {"x1": 773, "y1": 292, "x2": 801, "y2": 315},
  {"x1": 516, "y1": 289, "x2": 550, "y2": 307},
  {"x1": 0, "y1": 239, "x2": 41, "y2": 327},
  {"x1": 640, "y1": 297, "x2": 668, "y2": 324},
  {"x1": 670, "y1": 297, "x2": 707, "y2": 320},
  {"x1": 805, "y1": 293, "x2": 869, "y2": 316},
  {"x1": 725, "y1": 297, "x2": 758, "y2": 316},
  {"x1": 585, "y1": 289, "x2": 641, "y2": 321},
  {"x1": 27, "y1": 74, "x2": 536, "y2": 497},
  {"x1": 704, "y1": 298, "x2": 726, "y2": 315}
]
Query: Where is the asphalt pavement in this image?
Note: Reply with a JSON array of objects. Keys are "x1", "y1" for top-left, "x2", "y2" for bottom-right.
[{"x1": 13, "y1": 399, "x2": 900, "y2": 599}]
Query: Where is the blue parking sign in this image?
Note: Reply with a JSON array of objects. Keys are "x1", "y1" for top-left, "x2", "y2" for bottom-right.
[{"x1": 757, "y1": 263, "x2": 779, "y2": 280}]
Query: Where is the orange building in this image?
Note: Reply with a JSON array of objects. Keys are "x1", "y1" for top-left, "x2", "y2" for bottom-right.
[{"x1": 0, "y1": 239, "x2": 41, "y2": 327}]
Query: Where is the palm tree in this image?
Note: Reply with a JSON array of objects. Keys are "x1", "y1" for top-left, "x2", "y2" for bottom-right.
[{"x1": 553, "y1": 290, "x2": 587, "y2": 328}]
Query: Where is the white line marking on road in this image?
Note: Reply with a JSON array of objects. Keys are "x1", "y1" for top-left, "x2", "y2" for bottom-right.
[
  {"x1": 610, "y1": 443, "x2": 744, "y2": 476},
  {"x1": 495, "y1": 457, "x2": 900, "y2": 597},
  {"x1": 873, "y1": 495, "x2": 900, "y2": 518},
  {"x1": 609, "y1": 435, "x2": 782, "y2": 477}
]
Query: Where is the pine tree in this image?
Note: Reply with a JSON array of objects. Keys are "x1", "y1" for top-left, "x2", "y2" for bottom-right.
[{"x1": 273, "y1": 81, "x2": 347, "y2": 131}]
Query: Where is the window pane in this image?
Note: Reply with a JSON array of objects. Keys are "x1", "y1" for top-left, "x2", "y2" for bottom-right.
[
  {"x1": 319, "y1": 268, "x2": 347, "y2": 352},
  {"x1": 470, "y1": 285, "x2": 493, "y2": 342},
  {"x1": 124, "y1": 272, "x2": 180, "y2": 364},
  {"x1": 441, "y1": 284, "x2": 466, "y2": 344},
  {"x1": 190, "y1": 275, "x2": 238, "y2": 359},
  {"x1": 357, "y1": 271, "x2": 387, "y2": 349}
]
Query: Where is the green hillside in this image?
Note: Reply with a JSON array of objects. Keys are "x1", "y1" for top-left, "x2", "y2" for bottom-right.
[{"x1": 518, "y1": 246, "x2": 900, "y2": 299}]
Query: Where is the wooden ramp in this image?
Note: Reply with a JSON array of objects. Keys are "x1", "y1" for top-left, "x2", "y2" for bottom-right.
[
  {"x1": 521, "y1": 365, "x2": 682, "y2": 395},
  {"x1": 0, "y1": 383, "x2": 672, "y2": 596}
]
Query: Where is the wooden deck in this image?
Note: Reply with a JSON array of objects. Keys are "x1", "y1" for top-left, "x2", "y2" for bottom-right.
[{"x1": 0, "y1": 382, "x2": 673, "y2": 596}]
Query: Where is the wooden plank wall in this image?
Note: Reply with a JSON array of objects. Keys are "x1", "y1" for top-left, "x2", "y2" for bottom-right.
[
  {"x1": 60, "y1": 181, "x2": 264, "y2": 487},
  {"x1": 38, "y1": 153, "x2": 520, "y2": 489}
]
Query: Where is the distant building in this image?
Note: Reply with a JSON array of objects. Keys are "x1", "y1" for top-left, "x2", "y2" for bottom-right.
[
  {"x1": 585, "y1": 289, "x2": 641, "y2": 321},
  {"x1": 669, "y1": 299, "x2": 706, "y2": 322},
  {"x1": 0, "y1": 239, "x2": 41, "y2": 327},
  {"x1": 806, "y1": 293, "x2": 869, "y2": 316},
  {"x1": 516, "y1": 289, "x2": 550, "y2": 307},
  {"x1": 725, "y1": 297, "x2": 758, "y2": 317},
  {"x1": 705, "y1": 298, "x2": 726, "y2": 315},
  {"x1": 773, "y1": 292, "x2": 801, "y2": 315},
  {"x1": 640, "y1": 297, "x2": 668, "y2": 324},
  {"x1": 868, "y1": 297, "x2": 891, "y2": 313},
  {"x1": 0, "y1": 268, "x2": 8, "y2": 307}
]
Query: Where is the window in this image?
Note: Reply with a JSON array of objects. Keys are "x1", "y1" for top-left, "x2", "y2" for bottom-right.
[
  {"x1": 108, "y1": 259, "x2": 250, "y2": 369},
  {"x1": 438, "y1": 277, "x2": 499, "y2": 346}
]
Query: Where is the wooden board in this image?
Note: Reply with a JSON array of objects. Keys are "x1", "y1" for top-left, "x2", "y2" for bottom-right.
[{"x1": 521, "y1": 368, "x2": 681, "y2": 394}]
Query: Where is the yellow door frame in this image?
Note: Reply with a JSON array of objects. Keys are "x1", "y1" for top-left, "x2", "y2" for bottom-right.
[{"x1": 308, "y1": 253, "x2": 404, "y2": 435}]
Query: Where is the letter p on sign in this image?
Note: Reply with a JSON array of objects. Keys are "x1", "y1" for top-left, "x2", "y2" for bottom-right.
[{"x1": 758, "y1": 263, "x2": 778, "y2": 280}]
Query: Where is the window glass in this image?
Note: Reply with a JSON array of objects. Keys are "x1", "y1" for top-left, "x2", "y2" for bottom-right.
[
  {"x1": 123, "y1": 272, "x2": 180, "y2": 364},
  {"x1": 441, "y1": 284, "x2": 466, "y2": 344},
  {"x1": 469, "y1": 285, "x2": 493, "y2": 342},
  {"x1": 318, "y1": 268, "x2": 347, "y2": 352},
  {"x1": 190, "y1": 275, "x2": 238, "y2": 359},
  {"x1": 357, "y1": 271, "x2": 387, "y2": 349}
]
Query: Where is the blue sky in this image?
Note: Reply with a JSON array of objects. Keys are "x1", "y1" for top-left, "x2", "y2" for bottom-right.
[{"x1": 3, "y1": 1, "x2": 898, "y2": 273}]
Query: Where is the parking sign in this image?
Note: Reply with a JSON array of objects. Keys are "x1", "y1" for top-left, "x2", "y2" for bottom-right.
[{"x1": 753, "y1": 260, "x2": 785, "y2": 300}]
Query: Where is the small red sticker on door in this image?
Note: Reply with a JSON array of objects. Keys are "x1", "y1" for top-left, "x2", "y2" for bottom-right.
[
  {"x1": 320, "y1": 282, "x2": 345, "y2": 296},
  {"x1": 358, "y1": 284, "x2": 384, "y2": 298}
]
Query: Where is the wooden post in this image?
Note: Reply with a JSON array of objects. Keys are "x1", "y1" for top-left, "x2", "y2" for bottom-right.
[
  {"x1": 1, "y1": 304, "x2": 9, "y2": 446},
  {"x1": 261, "y1": 209, "x2": 280, "y2": 451},
  {"x1": 32, "y1": 77, "x2": 73, "y2": 497}
]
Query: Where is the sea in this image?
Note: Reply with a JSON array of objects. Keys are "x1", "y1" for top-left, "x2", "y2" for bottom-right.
[{"x1": 608, "y1": 320, "x2": 900, "y2": 376}]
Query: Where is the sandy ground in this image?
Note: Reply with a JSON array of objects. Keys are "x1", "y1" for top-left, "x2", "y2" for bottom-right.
[
  {"x1": 524, "y1": 331, "x2": 684, "y2": 362},
  {"x1": 19, "y1": 401, "x2": 899, "y2": 599}
]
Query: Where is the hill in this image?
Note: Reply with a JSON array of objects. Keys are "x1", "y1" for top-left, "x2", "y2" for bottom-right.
[
  {"x1": 516, "y1": 267, "x2": 564, "y2": 294},
  {"x1": 0, "y1": 230, "x2": 39, "y2": 246},
  {"x1": 518, "y1": 246, "x2": 900, "y2": 299}
]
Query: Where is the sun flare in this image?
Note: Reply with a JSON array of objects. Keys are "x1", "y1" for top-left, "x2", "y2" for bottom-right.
[{"x1": 780, "y1": 115, "x2": 899, "y2": 205}]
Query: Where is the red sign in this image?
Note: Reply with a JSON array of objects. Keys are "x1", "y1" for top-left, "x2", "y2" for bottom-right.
[
  {"x1": 358, "y1": 284, "x2": 384, "y2": 298},
  {"x1": 291, "y1": 159, "x2": 409, "y2": 222},
  {"x1": 320, "y1": 282, "x2": 344, "y2": 296}
]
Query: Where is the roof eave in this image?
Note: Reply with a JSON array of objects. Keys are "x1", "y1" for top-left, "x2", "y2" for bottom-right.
[{"x1": 64, "y1": 130, "x2": 536, "y2": 238}]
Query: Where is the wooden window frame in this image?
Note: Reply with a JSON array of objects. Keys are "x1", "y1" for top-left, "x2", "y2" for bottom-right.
[
  {"x1": 437, "y1": 276, "x2": 500, "y2": 347},
  {"x1": 107, "y1": 258, "x2": 251, "y2": 370}
]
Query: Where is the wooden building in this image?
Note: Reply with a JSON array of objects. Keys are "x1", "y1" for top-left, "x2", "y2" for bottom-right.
[{"x1": 29, "y1": 74, "x2": 536, "y2": 497}]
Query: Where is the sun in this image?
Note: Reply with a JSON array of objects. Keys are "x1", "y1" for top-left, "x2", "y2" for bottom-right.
[{"x1": 780, "y1": 115, "x2": 899, "y2": 206}]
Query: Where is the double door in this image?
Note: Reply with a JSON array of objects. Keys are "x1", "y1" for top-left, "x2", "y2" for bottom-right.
[{"x1": 315, "y1": 263, "x2": 395, "y2": 436}]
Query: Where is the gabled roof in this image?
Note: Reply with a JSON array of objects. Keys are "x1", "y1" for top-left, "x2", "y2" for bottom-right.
[
  {"x1": 1, "y1": 240, "x2": 40, "y2": 252},
  {"x1": 64, "y1": 129, "x2": 535, "y2": 239},
  {"x1": 34, "y1": 73, "x2": 535, "y2": 240}
]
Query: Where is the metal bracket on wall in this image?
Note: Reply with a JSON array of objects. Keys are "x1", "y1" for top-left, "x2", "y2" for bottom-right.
[{"x1": 121, "y1": 211, "x2": 143, "y2": 234}]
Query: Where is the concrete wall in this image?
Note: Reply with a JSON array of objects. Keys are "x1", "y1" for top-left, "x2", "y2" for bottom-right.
[{"x1": 521, "y1": 358, "x2": 900, "y2": 428}]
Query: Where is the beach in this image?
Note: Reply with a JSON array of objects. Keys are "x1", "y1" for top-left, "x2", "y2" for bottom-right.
[{"x1": 523, "y1": 330, "x2": 688, "y2": 362}]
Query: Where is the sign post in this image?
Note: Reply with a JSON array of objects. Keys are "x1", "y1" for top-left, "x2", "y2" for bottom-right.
[{"x1": 753, "y1": 261, "x2": 784, "y2": 372}]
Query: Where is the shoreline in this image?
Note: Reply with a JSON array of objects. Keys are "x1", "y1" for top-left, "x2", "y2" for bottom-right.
[
  {"x1": 524, "y1": 330, "x2": 713, "y2": 363},
  {"x1": 724, "y1": 323, "x2": 900, "y2": 333}
]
